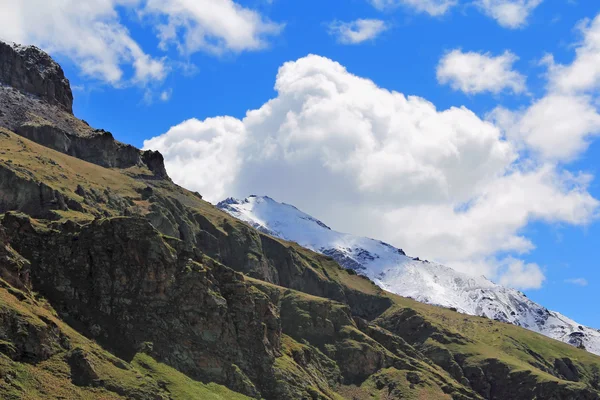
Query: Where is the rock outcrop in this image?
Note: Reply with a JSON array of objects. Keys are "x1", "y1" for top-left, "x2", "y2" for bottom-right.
[{"x1": 0, "y1": 41, "x2": 73, "y2": 113}]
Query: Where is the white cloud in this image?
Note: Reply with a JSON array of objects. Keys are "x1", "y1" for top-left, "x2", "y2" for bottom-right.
[
  {"x1": 475, "y1": 0, "x2": 543, "y2": 29},
  {"x1": 490, "y1": 14, "x2": 600, "y2": 163},
  {"x1": 545, "y1": 15, "x2": 600, "y2": 94},
  {"x1": 368, "y1": 0, "x2": 457, "y2": 16},
  {"x1": 437, "y1": 50, "x2": 526, "y2": 95},
  {"x1": 160, "y1": 88, "x2": 173, "y2": 102},
  {"x1": 144, "y1": 54, "x2": 599, "y2": 288},
  {"x1": 565, "y1": 278, "x2": 589, "y2": 286},
  {"x1": 143, "y1": 0, "x2": 284, "y2": 55},
  {"x1": 498, "y1": 258, "x2": 545, "y2": 290},
  {"x1": 0, "y1": 0, "x2": 283, "y2": 86},
  {"x1": 144, "y1": 117, "x2": 245, "y2": 199},
  {"x1": 328, "y1": 19, "x2": 388, "y2": 44},
  {"x1": 491, "y1": 94, "x2": 600, "y2": 162},
  {"x1": 0, "y1": 0, "x2": 167, "y2": 85}
]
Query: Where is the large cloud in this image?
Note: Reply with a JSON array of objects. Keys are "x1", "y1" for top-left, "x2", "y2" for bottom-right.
[{"x1": 144, "y1": 52, "x2": 599, "y2": 290}]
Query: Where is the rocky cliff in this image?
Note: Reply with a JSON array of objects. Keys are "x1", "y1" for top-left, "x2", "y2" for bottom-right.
[
  {"x1": 1, "y1": 41, "x2": 600, "y2": 400},
  {"x1": 0, "y1": 41, "x2": 73, "y2": 113}
]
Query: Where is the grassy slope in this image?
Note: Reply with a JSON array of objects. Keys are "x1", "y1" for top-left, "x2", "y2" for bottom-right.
[
  {"x1": 2, "y1": 126, "x2": 600, "y2": 399},
  {"x1": 384, "y1": 294, "x2": 600, "y2": 387}
]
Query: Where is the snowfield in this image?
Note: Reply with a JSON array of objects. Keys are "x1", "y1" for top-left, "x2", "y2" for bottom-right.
[{"x1": 218, "y1": 195, "x2": 600, "y2": 356}]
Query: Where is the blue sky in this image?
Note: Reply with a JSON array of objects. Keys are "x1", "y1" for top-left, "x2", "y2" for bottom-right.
[{"x1": 2, "y1": 0, "x2": 600, "y2": 327}]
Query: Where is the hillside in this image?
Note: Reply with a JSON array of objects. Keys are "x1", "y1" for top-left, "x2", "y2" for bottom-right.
[
  {"x1": 1, "y1": 41, "x2": 600, "y2": 399},
  {"x1": 218, "y1": 195, "x2": 600, "y2": 355}
]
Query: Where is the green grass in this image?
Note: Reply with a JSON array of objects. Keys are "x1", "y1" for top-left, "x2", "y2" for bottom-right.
[{"x1": 131, "y1": 353, "x2": 250, "y2": 400}]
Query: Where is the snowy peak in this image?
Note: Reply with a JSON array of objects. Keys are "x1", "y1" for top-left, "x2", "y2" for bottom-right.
[
  {"x1": 217, "y1": 195, "x2": 331, "y2": 236},
  {"x1": 217, "y1": 195, "x2": 600, "y2": 356}
]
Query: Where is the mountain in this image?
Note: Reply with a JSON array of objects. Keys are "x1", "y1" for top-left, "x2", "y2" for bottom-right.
[
  {"x1": 2, "y1": 41, "x2": 600, "y2": 399},
  {"x1": 218, "y1": 195, "x2": 600, "y2": 355}
]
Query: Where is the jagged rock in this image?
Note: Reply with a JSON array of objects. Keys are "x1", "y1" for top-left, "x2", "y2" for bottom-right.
[
  {"x1": 0, "y1": 41, "x2": 73, "y2": 113},
  {"x1": 15, "y1": 122, "x2": 169, "y2": 177}
]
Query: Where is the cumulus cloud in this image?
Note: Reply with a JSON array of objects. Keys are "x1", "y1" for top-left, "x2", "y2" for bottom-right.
[
  {"x1": 475, "y1": 0, "x2": 543, "y2": 29},
  {"x1": 145, "y1": 117, "x2": 245, "y2": 199},
  {"x1": 437, "y1": 50, "x2": 526, "y2": 95},
  {"x1": 368, "y1": 0, "x2": 457, "y2": 16},
  {"x1": 328, "y1": 19, "x2": 388, "y2": 44},
  {"x1": 565, "y1": 278, "x2": 589, "y2": 286},
  {"x1": 144, "y1": 52, "x2": 599, "y2": 288},
  {"x1": 0, "y1": 0, "x2": 282, "y2": 85}
]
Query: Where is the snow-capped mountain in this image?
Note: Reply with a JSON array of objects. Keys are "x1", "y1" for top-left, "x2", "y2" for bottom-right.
[{"x1": 217, "y1": 195, "x2": 600, "y2": 355}]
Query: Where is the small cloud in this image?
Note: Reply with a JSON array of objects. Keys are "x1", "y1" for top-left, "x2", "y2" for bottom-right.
[
  {"x1": 160, "y1": 88, "x2": 173, "y2": 102},
  {"x1": 142, "y1": 89, "x2": 154, "y2": 105},
  {"x1": 176, "y1": 61, "x2": 200, "y2": 77},
  {"x1": 498, "y1": 258, "x2": 546, "y2": 290},
  {"x1": 437, "y1": 49, "x2": 526, "y2": 95},
  {"x1": 474, "y1": 0, "x2": 543, "y2": 29},
  {"x1": 368, "y1": 0, "x2": 457, "y2": 16},
  {"x1": 328, "y1": 19, "x2": 388, "y2": 45},
  {"x1": 565, "y1": 278, "x2": 588, "y2": 286}
]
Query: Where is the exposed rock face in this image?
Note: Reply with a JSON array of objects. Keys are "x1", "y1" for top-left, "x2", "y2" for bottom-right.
[
  {"x1": 1, "y1": 214, "x2": 282, "y2": 397},
  {"x1": 0, "y1": 41, "x2": 73, "y2": 113},
  {"x1": 15, "y1": 123, "x2": 169, "y2": 177},
  {"x1": 0, "y1": 163, "x2": 69, "y2": 219}
]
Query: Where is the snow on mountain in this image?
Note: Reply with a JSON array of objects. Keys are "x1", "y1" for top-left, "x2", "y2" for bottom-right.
[{"x1": 217, "y1": 195, "x2": 600, "y2": 355}]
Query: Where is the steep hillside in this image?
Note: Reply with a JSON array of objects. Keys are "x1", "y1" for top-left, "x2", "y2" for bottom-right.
[
  {"x1": 218, "y1": 195, "x2": 600, "y2": 355},
  {"x1": 1, "y1": 41, "x2": 600, "y2": 399}
]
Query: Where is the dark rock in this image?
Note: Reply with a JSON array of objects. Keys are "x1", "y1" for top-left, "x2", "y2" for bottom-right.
[
  {"x1": 0, "y1": 165, "x2": 68, "y2": 219},
  {"x1": 15, "y1": 122, "x2": 169, "y2": 177},
  {"x1": 67, "y1": 348, "x2": 100, "y2": 386},
  {"x1": 554, "y1": 357, "x2": 580, "y2": 382},
  {"x1": 406, "y1": 371, "x2": 420, "y2": 384},
  {"x1": 0, "y1": 41, "x2": 73, "y2": 113}
]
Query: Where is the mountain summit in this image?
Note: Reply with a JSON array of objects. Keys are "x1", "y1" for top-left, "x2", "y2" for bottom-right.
[
  {"x1": 0, "y1": 41, "x2": 73, "y2": 113},
  {"x1": 218, "y1": 195, "x2": 600, "y2": 355}
]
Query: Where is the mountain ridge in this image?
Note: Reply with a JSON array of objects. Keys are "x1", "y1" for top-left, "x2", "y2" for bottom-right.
[{"x1": 217, "y1": 195, "x2": 600, "y2": 356}]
